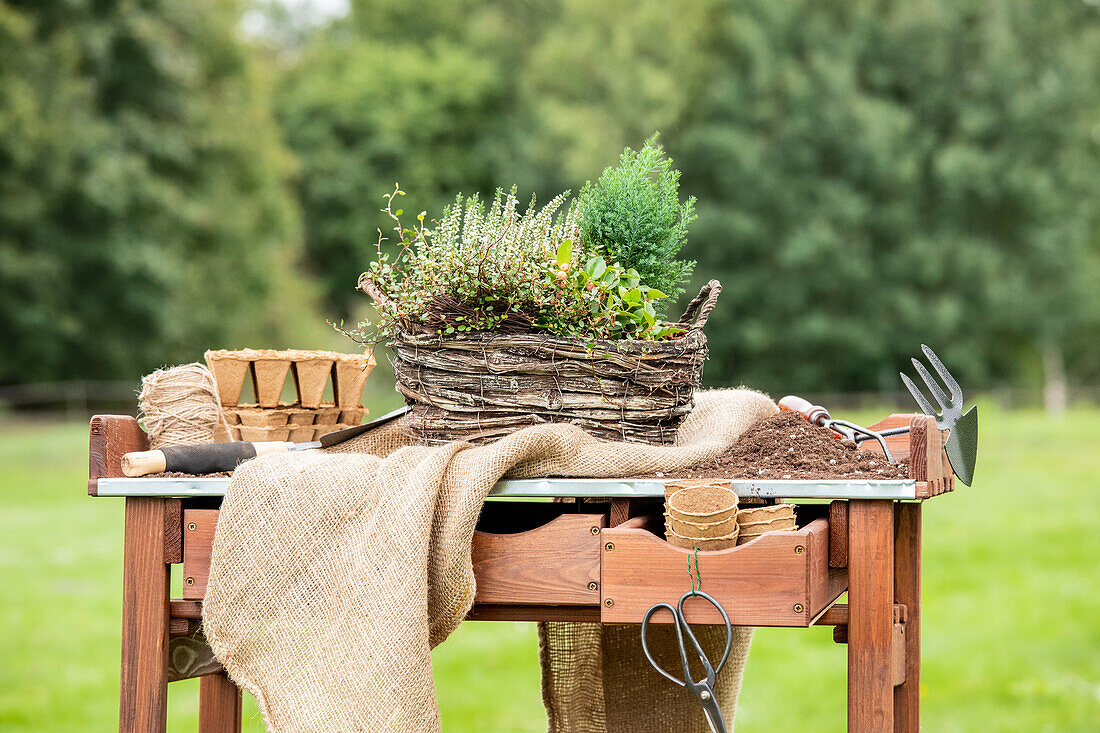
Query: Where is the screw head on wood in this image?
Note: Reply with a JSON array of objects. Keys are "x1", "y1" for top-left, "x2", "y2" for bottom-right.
[
  {"x1": 186, "y1": 577, "x2": 195, "y2": 586},
  {"x1": 187, "y1": 522, "x2": 196, "y2": 531},
  {"x1": 587, "y1": 581, "x2": 599, "y2": 591},
  {"x1": 590, "y1": 526, "x2": 600, "y2": 535},
  {"x1": 604, "y1": 598, "x2": 614, "y2": 608},
  {"x1": 795, "y1": 545, "x2": 805, "y2": 554},
  {"x1": 793, "y1": 603, "x2": 804, "y2": 613},
  {"x1": 604, "y1": 542, "x2": 614, "y2": 551}
]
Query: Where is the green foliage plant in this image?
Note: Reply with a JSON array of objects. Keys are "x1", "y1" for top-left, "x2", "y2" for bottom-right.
[
  {"x1": 576, "y1": 134, "x2": 697, "y2": 307},
  {"x1": 352, "y1": 184, "x2": 681, "y2": 344}
]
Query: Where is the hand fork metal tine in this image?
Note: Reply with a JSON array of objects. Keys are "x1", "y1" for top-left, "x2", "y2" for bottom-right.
[
  {"x1": 911, "y1": 358, "x2": 952, "y2": 415},
  {"x1": 900, "y1": 372, "x2": 938, "y2": 420},
  {"x1": 921, "y1": 344, "x2": 964, "y2": 405}
]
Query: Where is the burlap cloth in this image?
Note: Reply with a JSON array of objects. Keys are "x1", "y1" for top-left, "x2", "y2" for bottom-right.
[{"x1": 203, "y1": 389, "x2": 776, "y2": 731}]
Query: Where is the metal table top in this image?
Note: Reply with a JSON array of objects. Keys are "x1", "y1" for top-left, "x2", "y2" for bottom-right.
[{"x1": 95, "y1": 476, "x2": 918, "y2": 501}]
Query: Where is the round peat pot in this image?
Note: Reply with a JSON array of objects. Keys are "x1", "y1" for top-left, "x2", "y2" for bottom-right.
[
  {"x1": 738, "y1": 525, "x2": 797, "y2": 545},
  {"x1": 667, "y1": 513, "x2": 740, "y2": 539},
  {"x1": 736, "y1": 516, "x2": 798, "y2": 533},
  {"x1": 666, "y1": 525, "x2": 740, "y2": 551},
  {"x1": 735, "y1": 503, "x2": 793, "y2": 525},
  {"x1": 667, "y1": 485, "x2": 739, "y2": 524}
]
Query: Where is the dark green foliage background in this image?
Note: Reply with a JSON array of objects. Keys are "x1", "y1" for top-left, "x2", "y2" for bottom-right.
[
  {"x1": 0, "y1": 0, "x2": 312, "y2": 384},
  {"x1": 2, "y1": 0, "x2": 1098, "y2": 396}
]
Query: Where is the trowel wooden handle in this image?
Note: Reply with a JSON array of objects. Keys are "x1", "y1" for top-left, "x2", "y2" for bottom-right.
[
  {"x1": 778, "y1": 395, "x2": 831, "y2": 426},
  {"x1": 121, "y1": 441, "x2": 293, "y2": 477}
]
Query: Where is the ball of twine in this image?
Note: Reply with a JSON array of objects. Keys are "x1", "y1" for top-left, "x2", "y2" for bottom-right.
[{"x1": 138, "y1": 363, "x2": 228, "y2": 448}]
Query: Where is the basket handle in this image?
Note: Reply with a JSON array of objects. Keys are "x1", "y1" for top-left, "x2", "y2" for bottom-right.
[
  {"x1": 678, "y1": 280, "x2": 722, "y2": 331},
  {"x1": 357, "y1": 272, "x2": 390, "y2": 306}
]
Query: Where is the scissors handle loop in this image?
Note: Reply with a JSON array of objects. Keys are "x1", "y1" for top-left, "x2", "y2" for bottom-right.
[{"x1": 640, "y1": 590, "x2": 733, "y2": 686}]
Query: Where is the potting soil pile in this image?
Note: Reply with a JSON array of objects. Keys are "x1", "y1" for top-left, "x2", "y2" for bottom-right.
[
  {"x1": 202, "y1": 389, "x2": 777, "y2": 732},
  {"x1": 650, "y1": 410, "x2": 909, "y2": 480}
]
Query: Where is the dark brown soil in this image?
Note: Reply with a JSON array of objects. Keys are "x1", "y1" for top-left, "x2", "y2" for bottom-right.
[{"x1": 647, "y1": 411, "x2": 909, "y2": 480}]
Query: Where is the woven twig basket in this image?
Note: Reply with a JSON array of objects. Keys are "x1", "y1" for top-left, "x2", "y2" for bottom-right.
[{"x1": 366, "y1": 280, "x2": 721, "y2": 445}]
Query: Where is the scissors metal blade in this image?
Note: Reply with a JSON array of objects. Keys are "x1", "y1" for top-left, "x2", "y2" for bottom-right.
[{"x1": 701, "y1": 692, "x2": 728, "y2": 733}]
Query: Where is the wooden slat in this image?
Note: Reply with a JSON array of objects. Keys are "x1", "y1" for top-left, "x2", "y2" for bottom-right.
[
  {"x1": 119, "y1": 497, "x2": 169, "y2": 732},
  {"x1": 847, "y1": 500, "x2": 895, "y2": 731},
  {"x1": 892, "y1": 622, "x2": 907, "y2": 687},
  {"x1": 465, "y1": 604, "x2": 601, "y2": 622},
  {"x1": 182, "y1": 510, "x2": 219, "y2": 600},
  {"x1": 824, "y1": 602, "x2": 908, "y2": 645},
  {"x1": 164, "y1": 499, "x2": 183, "y2": 564},
  {"x1": 89, "y1": 415, "x2": 148, "y2": 495},
  {"x1": 616, "y1": 512, "x2": 663, "y2": 533},
  {"x1": 600, "y1": 519, "x2": 832, "y2": 626},
  {"x1": 835, "y1": 621, "x2": 909, "y2": 681},
  {"x1": 171, "y1": 599, "x2": 605, "y2": 624},
  {"x1": 807, "y1": 518, "x2": 850, "y2": 618},
  {"x1": 829, "y1": 501, "x2": 849, "y2": 568},
  {"x1": 906, "y1": 417, "x2": 927, "y2": 482},
  {"x1": 893, "y1": 502, "x2": 922, "y2": 731},
  {"x1": 199, "y1": 672, "x2": 242, "y2": 733},
  {"x1": 171, "y1": 599, "x2": 204, "y2": 619},
  {"x1": 168, "y1": 618, "x2": 192, "y2": 636},
  {"x1": 818, "y1": 603, "x2": 907, "y2": 628},
  {"x1": 472, "y1": 514, "x2": 605, "y2": 606},
  {"x1": 609, "y1": 498, "x2": 631, "y2": 527}
]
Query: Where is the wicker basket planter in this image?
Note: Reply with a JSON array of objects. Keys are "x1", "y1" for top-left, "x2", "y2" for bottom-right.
[{"x1": 387, "y1": 280, "x2": 722, "y2": 445}]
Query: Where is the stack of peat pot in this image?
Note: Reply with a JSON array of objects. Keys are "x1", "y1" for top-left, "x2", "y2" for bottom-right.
[
  {"x1": 204, "y1": 349, "x2": 375, "y2": 442},
  {"x1": 735, "y1": 503, "x2": 797, "y2": 543},
  {"x1": 664, "y1": 480, "x2": 799, "y2": 550},
  {"x1": 664, "y1": 480, "x2": 740, "y2": 550}
]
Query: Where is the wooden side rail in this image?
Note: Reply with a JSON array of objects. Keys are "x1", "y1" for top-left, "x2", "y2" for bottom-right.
[
  {"x1": 89, "y1": 415, "x2": 148, "y2": 495},
  {"x1": 860, "y1": 413, "x2": 954, "y2": 499}
]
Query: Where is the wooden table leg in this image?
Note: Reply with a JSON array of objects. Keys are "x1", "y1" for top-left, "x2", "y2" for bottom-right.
[
  {"x1": 847, "y1": 500, "x2": 895, "y2": 732},
  {"x1": 120, "y1": 497, "x2": 170, "y2": 732},
  {"x1": 893, "y1": 502, "x2": 921, "y2": 732},
  {"x1": 199, "y1": 672, "x2": 243, "y2": 733}
]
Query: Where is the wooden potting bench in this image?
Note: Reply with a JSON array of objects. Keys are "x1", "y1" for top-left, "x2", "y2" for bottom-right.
[{"x1": 89, "y1": 411, "x2": 953, "y2": 732}]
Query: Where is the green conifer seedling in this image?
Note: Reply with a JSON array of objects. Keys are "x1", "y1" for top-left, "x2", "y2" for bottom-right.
[{"x1": 576, "y1": 134, "x2": 697, "y2": 311}]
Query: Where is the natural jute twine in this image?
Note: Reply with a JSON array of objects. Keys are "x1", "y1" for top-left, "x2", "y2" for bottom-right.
[{"x1": 138, "y1": 363, "x2": 227, "y2": 448}]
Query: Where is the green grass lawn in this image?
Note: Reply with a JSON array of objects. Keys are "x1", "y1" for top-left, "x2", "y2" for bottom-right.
[{"x1": 1, "y1": 404, "x2": 1097, "y2": 731}]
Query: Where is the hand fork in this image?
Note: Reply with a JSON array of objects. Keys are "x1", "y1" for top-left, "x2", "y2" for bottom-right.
[{"x1": 900, "y1": 345, "x2": 978, "y2": 486}]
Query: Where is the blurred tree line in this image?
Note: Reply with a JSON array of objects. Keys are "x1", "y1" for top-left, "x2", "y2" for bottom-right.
[
  {"x1": 3, "y1": 0, "x2": 1098, "y2": 403},
  {"x1": 0, "y1": 0, "x2": 314, "y2": 383}
]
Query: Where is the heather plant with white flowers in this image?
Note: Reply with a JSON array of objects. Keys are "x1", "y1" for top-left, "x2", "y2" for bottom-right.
[{"x1": 352, "y1": 183, "x2": 681, "y2": 343}]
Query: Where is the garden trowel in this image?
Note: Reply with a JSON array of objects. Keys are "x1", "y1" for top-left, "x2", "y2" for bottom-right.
[
  {"x1": 121, "y1": 406, "x2": 410, "y2": 477},
  {"x1": 900, "y1": 345, "x2": 978, "y2": 486}
]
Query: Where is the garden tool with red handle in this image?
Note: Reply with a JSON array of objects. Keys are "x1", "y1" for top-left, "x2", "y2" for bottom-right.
[{"x1": 778, "y1": 396, "x2": 907, "y2": 463}]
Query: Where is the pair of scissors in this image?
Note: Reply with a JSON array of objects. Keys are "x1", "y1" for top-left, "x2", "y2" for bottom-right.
[{"x1": 641, "y1": 590, "x2": 733, "y2": 733}]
